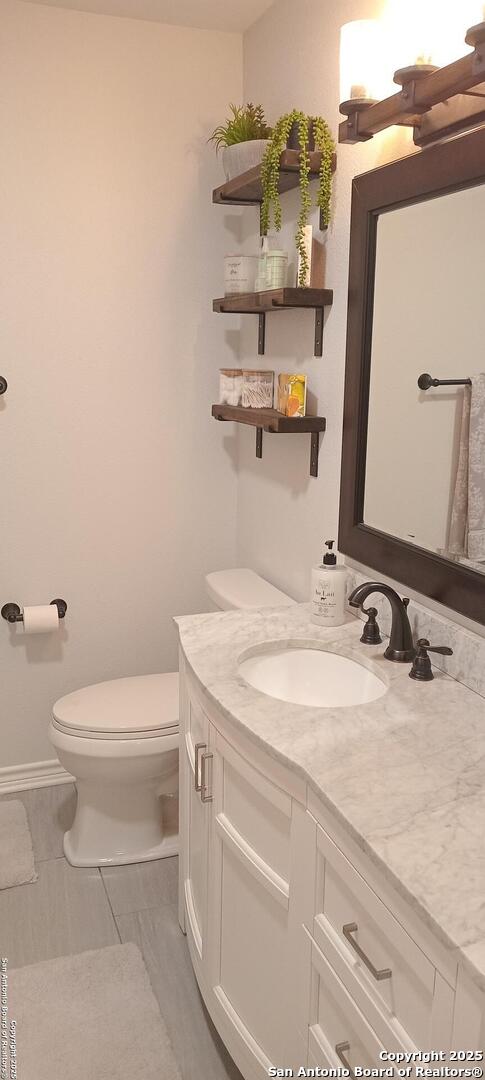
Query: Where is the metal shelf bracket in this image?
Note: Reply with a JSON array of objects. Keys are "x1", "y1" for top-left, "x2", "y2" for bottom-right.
[
  {"x1": 310, "y1": 431, "x2": 321, "y2": 477},
  {"x1": 258, "y1": 313, "x2": 266, "y2": 355},
  {"x1": 314, "y1": 307, "x2": 324, "y2": 357}
]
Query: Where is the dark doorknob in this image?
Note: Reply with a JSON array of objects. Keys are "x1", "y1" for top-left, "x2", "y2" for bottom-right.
[{"x1": 0, "y1": 377, "x2": 7, "y2": 395}]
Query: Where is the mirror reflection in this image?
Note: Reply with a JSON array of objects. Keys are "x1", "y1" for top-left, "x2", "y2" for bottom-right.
[{"x1": 364, "y1": 182, "x2": 485, "y2": 573}]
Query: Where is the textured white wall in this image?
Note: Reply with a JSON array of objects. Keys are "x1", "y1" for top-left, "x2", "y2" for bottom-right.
[
  {"x1": 236, "y1": 0, "x2": 413, "y2": 601},
  {"x1": 0, "y1": 0, "x2": 241, "y2": 768}
]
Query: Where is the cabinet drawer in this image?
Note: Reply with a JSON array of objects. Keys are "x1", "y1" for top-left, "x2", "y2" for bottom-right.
[
  {"x1": 309, "y1": 937, "x2": 404, "y2": 1071},
  {"x1": 314, "y1": 824, "x2": 438, "y2": 1050}
]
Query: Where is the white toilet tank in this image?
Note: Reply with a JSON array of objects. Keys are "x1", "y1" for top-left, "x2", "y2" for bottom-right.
[{"x1": 205, "y1": 568, "x2": 295, "y2": 611}]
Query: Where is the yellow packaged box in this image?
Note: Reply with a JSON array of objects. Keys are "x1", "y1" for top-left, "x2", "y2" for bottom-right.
[{"x1": 277, "y1": 373, "x2": 307, "y2": 417}]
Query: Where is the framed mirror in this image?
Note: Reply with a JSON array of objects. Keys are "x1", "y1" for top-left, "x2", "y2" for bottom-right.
[{"x1": 339, "y1": 125, "x2": 485, "y2": 624}]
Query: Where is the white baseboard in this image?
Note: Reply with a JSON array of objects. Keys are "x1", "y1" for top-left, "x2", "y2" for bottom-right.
[{"x1": 0, "y1": 759, "x2": 74, "y2": 794}]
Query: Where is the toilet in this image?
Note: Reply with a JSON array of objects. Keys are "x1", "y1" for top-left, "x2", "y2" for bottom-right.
[{"x1": 49, "y1": 569, "x2": 294, "y2": 868}]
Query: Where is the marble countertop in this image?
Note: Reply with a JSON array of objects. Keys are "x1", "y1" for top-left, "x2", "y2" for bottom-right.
[{"x1": 176, "y1": 603, "x2": 485, "y2": 992}]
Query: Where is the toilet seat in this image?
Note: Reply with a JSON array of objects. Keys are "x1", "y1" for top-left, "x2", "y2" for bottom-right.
[{"x1": 52, "y1": 672, "x2": 179, "y2": 741}]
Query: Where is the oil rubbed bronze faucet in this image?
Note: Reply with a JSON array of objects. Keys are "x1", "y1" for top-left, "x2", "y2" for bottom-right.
[{"x1": 348, "y1": 582, "x2": 416, "y2": 662}]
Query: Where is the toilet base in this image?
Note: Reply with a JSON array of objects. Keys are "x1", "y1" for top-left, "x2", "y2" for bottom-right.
[
  {"x1": 63, "y1": 776, "x2": 178, "y2": 868},
  {"x1": 63, "y1": 829, "x2": 178, "y2": 868}
]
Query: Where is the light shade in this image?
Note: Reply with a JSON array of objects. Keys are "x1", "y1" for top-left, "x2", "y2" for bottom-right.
[
  {"x1": 383, "y1": 0, "x2": 485, "y2": 71},
  {"x1": 339, "y1": 20, "x2": 390, "y2": 104}
]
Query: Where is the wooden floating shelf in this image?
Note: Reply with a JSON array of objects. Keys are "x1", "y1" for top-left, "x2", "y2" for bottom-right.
[
  {"x1": 212, "y1": 404, "x2": 326, "y2": 433},
  {"x1": 213, "y1": 288, "x2": 333, "y2": 357},
  {"x1": 212, "y1": 404, "x2": 326, "y2": 477},
  {"x1": 212, "y1": 149, "x2": 337, "y2": 214},
  {"x1": 213, "y1": 287, "x2": 333, "y2": 313}
]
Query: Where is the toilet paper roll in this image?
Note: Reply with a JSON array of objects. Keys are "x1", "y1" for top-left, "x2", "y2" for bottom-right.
[{"x1": 22, "y1": 604, "x2": 59, "y2": 634}]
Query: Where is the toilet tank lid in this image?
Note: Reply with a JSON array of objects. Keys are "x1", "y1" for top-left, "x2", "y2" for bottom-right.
[
  {"x1": 205, "y1": 569, "x2": 295, "y2": 611},
  {"x1": 53, "y1": 673, "x2": 179, "y2": 734}
]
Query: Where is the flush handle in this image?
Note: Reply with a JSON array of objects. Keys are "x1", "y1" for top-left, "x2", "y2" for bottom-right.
[
  {"x1": 200, "y1": 751, "x2": 213, "y2": 803},
  {"x1": 194, "y1": 742, "x2": 206, "y2": 793},
  {"x1": 336, "y1": 1042, "x2": 356, "y2": 1079},
  {"x1": 343, "y1": 922, "x2": 392, "y2": 981}
]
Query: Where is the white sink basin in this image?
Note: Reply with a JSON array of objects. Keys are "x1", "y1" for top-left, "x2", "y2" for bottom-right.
[{"x1": 239, "y1": 646, "x2": 387, "y2": 708}]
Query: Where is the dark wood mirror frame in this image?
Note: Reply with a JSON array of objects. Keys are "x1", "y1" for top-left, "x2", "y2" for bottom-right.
[{"x1": 338, "y1": 125, "x2": 485, "y2": 625}]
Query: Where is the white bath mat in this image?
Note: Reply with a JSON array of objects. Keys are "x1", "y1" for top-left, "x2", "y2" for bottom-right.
[
  {"x1": 7, "y1": 943, "x2": 181, "y2": 1080},
  {"x1": 0, "y1": 800, "x2": 37, "y2": 889}
]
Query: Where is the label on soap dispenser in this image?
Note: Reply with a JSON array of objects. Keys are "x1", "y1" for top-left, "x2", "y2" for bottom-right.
[{"x1": 312, "y1": 579, "x2": 336, "y2": 621}]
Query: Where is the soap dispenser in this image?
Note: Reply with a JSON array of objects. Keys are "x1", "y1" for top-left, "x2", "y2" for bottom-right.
[{"x1": 311, "y1": 541, "x2": 347, "y2": 627}]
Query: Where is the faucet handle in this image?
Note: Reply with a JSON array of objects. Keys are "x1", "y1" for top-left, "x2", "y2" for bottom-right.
[
  {"x1": 419, "y1": 639, "x2": 453, "y2": 655},
  {"x1": 360, "y1": 605, "x2": 382, "y2": 645},
  {"x1": 409, "y1": 638, "x2": 453, "y2": 681}
]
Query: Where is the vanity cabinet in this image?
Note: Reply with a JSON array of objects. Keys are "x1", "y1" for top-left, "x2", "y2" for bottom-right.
[{"x1": 179, "y1": 660, "x2": 485, "y2": 1079}]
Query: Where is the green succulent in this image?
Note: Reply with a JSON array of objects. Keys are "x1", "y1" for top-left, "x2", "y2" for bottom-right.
[
  {"x1": 209, "y1": 103, "x2": 272, "y2": 152},
  {"x1": 260, "y1": 110, "x2": 335, "y2": 287}
]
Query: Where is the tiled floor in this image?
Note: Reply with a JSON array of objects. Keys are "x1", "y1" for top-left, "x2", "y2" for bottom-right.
[{"x1": 0, "y1": 784, "x2": 242, "y2": 1080}]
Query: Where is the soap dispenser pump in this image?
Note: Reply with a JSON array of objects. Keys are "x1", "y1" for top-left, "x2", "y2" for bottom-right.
[{"x1": 311, "y1": 540, "x2": 347, "y2": 627}]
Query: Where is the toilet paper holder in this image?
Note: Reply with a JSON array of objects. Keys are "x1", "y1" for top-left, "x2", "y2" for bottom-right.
[{"x1": 1, "y1": 599, "x2": 68, "y2": 624}]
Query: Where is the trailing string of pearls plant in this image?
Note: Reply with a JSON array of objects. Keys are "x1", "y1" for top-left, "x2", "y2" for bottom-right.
[{"x1": 260, "y1": 110, "x2": 335, "y2": 287}]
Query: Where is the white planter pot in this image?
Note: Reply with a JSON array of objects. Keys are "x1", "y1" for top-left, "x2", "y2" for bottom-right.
[{"x1": 222, "y1": 139, "x2": 269, "y2": 181}]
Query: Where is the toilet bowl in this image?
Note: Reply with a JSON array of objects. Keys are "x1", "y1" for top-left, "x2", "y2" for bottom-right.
[
  {"x1": 50, "y1": 673, "x2": 179, "y2": 867},
  {"x1": 50, "y1": 570, "x2": 293, "y2": 868}
]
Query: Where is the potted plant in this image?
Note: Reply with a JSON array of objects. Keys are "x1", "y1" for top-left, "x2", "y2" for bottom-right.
[
  {"x1": 209, "y1": 103, "x2": 272, "y2": 182},
  {"x1": 260, "y1": 110, "x2": 335, "y2": 287}
]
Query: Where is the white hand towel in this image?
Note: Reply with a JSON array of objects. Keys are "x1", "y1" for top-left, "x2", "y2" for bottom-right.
[
  {"x1": 448, "y1": 374, "x2": 485, "y2": 562},
  {"x1": 467, "y1": 373, "x2": 485, "y2": 560}
]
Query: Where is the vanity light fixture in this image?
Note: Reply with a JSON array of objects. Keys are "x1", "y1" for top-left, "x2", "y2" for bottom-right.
[{"x1": 339, "y1": 7, "x2": 485, "y2": 147}]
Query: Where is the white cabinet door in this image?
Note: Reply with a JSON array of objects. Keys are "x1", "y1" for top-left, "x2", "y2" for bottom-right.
[
  {"x1": 179, "y1": 665, "x2": 213, "y2": 971},
  {"x1": 206, "y1": 730, "x2": 298, "y2": 1079}
]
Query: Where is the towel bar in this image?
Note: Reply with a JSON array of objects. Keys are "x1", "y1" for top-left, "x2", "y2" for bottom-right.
[{"x1": 418, "y1": 373, "x2": 472, "y2": 390}]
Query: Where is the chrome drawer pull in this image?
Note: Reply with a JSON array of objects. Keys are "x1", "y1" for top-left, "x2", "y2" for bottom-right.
[
  {"x1": 343, "y1": 922, "x2": 392, "y2": 981},
  {"x1": 200, "y1": 751, "x2": 213, "y2": 803},
  {"x1": 194, "y1": 742, "x2": 206, "y2": 792},
  {"x1": 336, "y1": 1041, "x2": 355, "y2": 1078}
]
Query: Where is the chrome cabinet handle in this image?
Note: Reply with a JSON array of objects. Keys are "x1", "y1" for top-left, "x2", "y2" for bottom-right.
[
  {"x1": 343, "y1": 922, "x2": 392, "y2": 981},
  {"x1": 200, "y1": 751, "x2": 213, "y2": 803},
  {"x1": 194, "y1": 742, "x2": 206, "y2": 792},
  {"x1": 336, "y1": 1042, "x2": 355, "y2": 1078}
]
